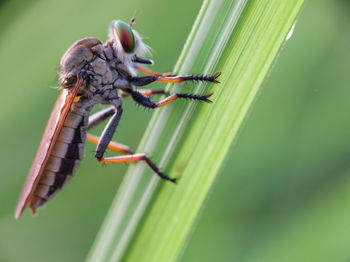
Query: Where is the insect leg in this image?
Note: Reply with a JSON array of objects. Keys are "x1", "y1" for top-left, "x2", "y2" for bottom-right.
[
  {"x1": 98, "y1": 154, "x2": 177, "y2": 183},
  {"x1": 87, "y1": 134, "x2": 132, "y2": 155},
  {"x1": 120, "y1": 88, "x2": 166, "y2": 99},
  {"x1": 87, "y1": 100, "x2": 175, "y2": 182},
  {"x1": 87, "y1": 108, "x2": 133, "y2": 154},
  {"x1": 94, "y1": 104, "x2": 123, "y2": 159},
  {"x1": 135, "y1": 64, "x2": 172, "y2": 77},
  {"x1": 133, "y1": 56, "x2": 153, "y2": 65},
  {"x1": 130, "y1": 72, "x2": 220, "y2": 86},
  {"x1": 129, "y1": 89, "x2": 212, "y2": 108},
  {"x1": 137, "y1": 89, "x2": 166, "y2": 96},
  {"x1": 88, "y1": 106, "x2": 115, "y2": 130}
]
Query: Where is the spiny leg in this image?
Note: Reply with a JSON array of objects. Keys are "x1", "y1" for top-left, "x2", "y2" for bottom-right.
[
  {"x1": 130, "y1": 72, "x2": 220, "y2": 86},
  {"x1": 129, "y1": 89, "x2": 213, "y2": 109},
  {"x1": 99, "y1": 154, "x2": 177, "y2": 183},
  {"x1": 130, "y1": 69, "x2": 220, "y2": 98},
  {"x1": 87, "y1": 106, "x2": 175, "y2": 182}
]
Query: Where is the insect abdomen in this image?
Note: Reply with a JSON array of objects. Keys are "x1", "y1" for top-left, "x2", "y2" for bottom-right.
[{"x1": 29, "y1": 111, "x2": 88, "y2": 212}]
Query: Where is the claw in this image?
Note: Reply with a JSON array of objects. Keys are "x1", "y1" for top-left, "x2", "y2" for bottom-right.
[
  {"x1": 212, "y1": 72, "x2": 221, "y2": 83},
  {"x1": 205, "y1": 92, "x2": 213, "y2": 103}
]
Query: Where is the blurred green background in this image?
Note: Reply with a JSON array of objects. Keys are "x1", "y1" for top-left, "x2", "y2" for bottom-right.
[{"x1": 0, "y1": 0, "x2": 349, "y2": 261}]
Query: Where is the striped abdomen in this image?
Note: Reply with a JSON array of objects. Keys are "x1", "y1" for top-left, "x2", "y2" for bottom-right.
[{"x1": 29, "y1": 110, "x2": 88, "y2": 210}]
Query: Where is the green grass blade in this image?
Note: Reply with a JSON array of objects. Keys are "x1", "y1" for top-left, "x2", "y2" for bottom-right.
[{"x1": 87, "y1": 0, "x2": 305, "y2": 261}]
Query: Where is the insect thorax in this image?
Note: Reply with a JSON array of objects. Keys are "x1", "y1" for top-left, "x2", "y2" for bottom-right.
[{"x1": 59, "y1": 37, "x2": 136, "y2": 110}]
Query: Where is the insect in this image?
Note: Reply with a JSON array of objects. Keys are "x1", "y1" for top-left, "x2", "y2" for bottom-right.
[{"x1": 15, "y1": 18, "x2": 220, "y2": 218}]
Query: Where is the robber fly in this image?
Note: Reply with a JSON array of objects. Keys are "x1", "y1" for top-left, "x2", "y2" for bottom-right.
[{"x1": 15, "y1": 18, "x2": 220, "y2": 218}]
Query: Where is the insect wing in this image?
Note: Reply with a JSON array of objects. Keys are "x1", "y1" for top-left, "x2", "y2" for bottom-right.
[{"x1": 15, "y1": 80, "x2": 82, "y2": 219}]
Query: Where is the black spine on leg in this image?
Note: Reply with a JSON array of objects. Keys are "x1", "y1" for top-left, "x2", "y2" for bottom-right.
[
  {"x1": 143, "y1": 156, "x2": 177, "y2": 183},
  {"x1": 177, "y1": 93, "x2": 212, "y2": 102},
  {"x1": 130, "y1": 90, "x2": 157, "y2": 108},
  {"x1": 95, "y1": 106, "x2": 123, "y2": 159},
  {"x1": 180, "y1": 74, "x2": 220, "y2": 83}
]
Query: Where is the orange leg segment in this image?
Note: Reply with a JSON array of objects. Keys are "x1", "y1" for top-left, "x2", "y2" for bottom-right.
[
  {"x1": 155, "y1": 72, "x2": 221, "y2": 83},
  {"x1": 87, "y1": 133, "x2": 133, "y2": 155},
  {"x1": 99, "y1": 153, "x2": 144, "y2": 163},
  {"x1": 98, "y1": 154, "x2": 177, "y2": 183},
  {"x1": 150, "y1": 93, "x2": 213, "y2": 108},
  {"x1": 130, "y1": 72, "x2": 220, "y2": 87},
  {"x1": 86, "y1": 134, "x2": 177, "y2": 183},
  {"x1": 136, "y1": 64, "x2": 172, "y2": 77},
  {"x1": 138, "y1": 89, "x2": 166, "y2": 96}
]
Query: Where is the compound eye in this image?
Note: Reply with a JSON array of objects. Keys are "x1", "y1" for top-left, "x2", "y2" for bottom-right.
[{"x1": 114, "y1": 20, "x2": 135, "y2": 53}]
